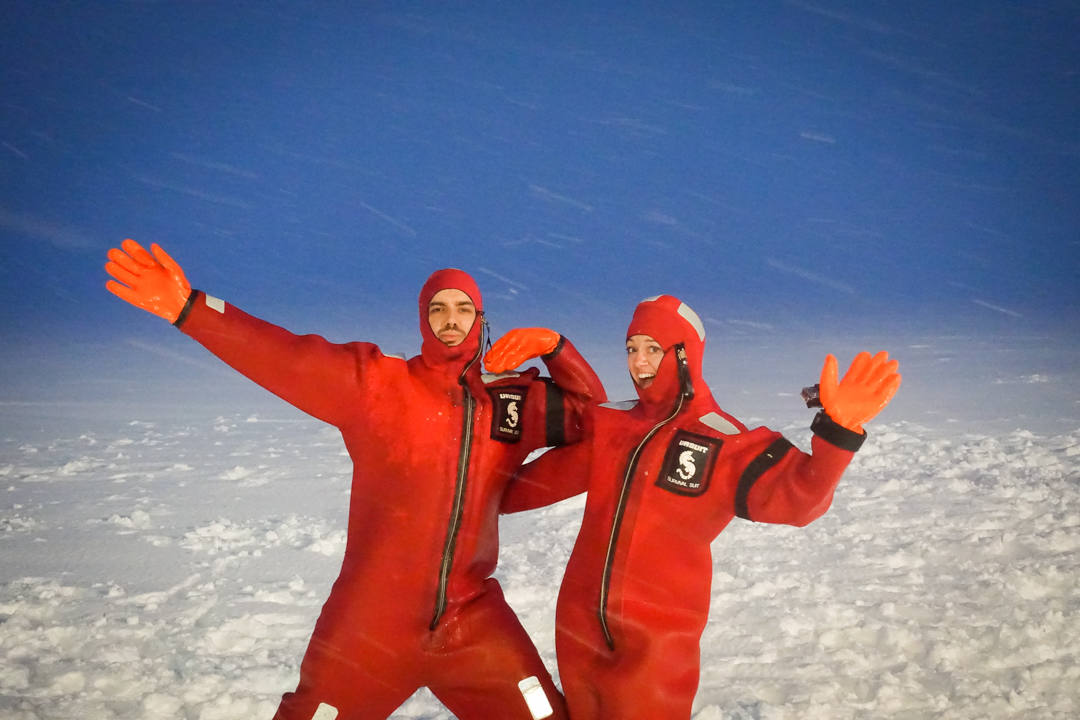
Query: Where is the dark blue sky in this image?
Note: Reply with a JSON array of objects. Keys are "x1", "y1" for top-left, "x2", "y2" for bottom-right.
[{"x1": 2, "y1": 1, "x2": 1078, "y2": 409}]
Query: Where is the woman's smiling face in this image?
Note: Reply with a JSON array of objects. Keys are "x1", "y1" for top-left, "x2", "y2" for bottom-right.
[{"x1": 626, "y1": 334, "x2": 665, "y2": 389}]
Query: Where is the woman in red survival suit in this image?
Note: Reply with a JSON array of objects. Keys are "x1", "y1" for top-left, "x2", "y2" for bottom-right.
[{"x1": 485, "y1": 294, "x2": 901, "y2": 720}]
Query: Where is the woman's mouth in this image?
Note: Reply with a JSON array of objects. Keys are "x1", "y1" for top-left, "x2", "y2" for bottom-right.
[{"x1": 635, "y1": 372, "x2": 656, "y2": 388}]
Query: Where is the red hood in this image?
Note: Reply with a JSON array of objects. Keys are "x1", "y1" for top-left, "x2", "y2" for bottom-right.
[
  {"x1": 418, "y1": 268, "x2": 485, "y2": 370},
  {"x1": 625, "y1": 294, "x2": 707, "y2": 417}
]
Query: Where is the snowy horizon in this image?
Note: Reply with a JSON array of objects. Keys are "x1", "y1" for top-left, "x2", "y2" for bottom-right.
[{"x1": 2, "y1": 336, "x2": 1077, "y2": 718}]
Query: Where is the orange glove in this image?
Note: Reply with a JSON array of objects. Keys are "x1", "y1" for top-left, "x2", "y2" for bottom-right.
[
  {"x1": 105, "y1": 239, "x2": 192, "y2": 323},
  {"x1": 819, "y1": 351, "x2": 901, "y2": 433},
  {"x1": 484, "y1": 328, "x2": 561, "y2": 373}
]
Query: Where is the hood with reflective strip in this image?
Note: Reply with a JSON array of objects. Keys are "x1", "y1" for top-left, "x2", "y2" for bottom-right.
[{"x1": 625, "y1": 294, "x2": 706, "y2": 416}]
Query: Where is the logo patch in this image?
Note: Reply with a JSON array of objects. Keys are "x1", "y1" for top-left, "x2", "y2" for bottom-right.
[
  {"x1": 656, "y1": 430, "x2": 722, "y2": 496},
  {"x1": 489, "y1": 387, "x2": 527, "y2": 442}
]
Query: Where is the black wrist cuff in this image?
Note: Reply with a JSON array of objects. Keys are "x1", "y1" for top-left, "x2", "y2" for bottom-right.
[
  {"x1": 173, "y1": 290, "x2": 198, "y2": 328},
  {"x1": 811, "y1": 411, "x2": 866, "y2": 452},
  {"x1": 542, "y1": 334, "x2": 566, "y2": 361}
]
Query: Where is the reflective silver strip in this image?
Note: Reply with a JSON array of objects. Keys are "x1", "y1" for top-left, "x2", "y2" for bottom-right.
[
  {"x1": 599, "y1": 399, "x2": 638, "y2": 410},
  {"x1": 481, "y1": 371, "x2": 522, "y2": 383},
  {"x1": 699, "y1": 411, "x2": 739, "y2": 435},
  {"x1": 518, "y1": 676, "x2": 554, "y2": 719},
  {"x1": 311, "y1": 703, "x2": 339, "y2": 720},
  {"x1": 205, "y1": 294, "x2": 225, "y2": 313},
  {"x1": 676, "y1": 302, "x2": 706, "y2": 341}
]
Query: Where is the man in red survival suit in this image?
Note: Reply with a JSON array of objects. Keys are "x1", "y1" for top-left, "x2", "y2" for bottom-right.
[
  {"x1": 485, "y1": 294, "x2": 901, "y2": 720},
  {"x1": 104, "y1": 239, "x2": 607, "y2": 720}
]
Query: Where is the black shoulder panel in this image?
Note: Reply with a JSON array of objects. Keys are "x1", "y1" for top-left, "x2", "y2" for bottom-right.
[
  {"x1": 734, "y1": 437, "x2": 795, "y2": 520},
  {"x1": 543, "y1": 378, "x2": 566, "y2": 447}
]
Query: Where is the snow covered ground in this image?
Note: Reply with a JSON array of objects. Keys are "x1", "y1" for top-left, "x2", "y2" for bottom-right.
[{"x1": 1, "y1": 329, "x2": 1077, "y2": 719}]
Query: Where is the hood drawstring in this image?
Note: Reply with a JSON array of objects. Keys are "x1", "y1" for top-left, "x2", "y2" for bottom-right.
[
  {"x1": 674, "y1": 343, "x2": 694, "y2": 402},
  {"x1": 483, "y1": 314, "x2": 492, "y2": 359}
]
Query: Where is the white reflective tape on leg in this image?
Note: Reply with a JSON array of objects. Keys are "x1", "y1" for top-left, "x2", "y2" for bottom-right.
[
  {"x1": 205, "y1": 294, "x2": 225, "y2": 313},
  {"x1": 518, "y1": 676, "x2": 554, "y2": 719},
  {"x1": 311, "y1": 702, "x2": 339, "y2": 720}
]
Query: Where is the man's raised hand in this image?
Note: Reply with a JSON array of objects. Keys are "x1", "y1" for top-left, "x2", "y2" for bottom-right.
[{"x1": 105, "y1": 239, "x2": 192, "y2": 323}]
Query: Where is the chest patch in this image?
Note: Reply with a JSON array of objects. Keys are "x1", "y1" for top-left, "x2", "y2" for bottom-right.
[
  {"x1": 655, "y1": 430, "x2": 722, "y2": 496},
  {"x1": 488, "y1": 386, "x2": 527, "y2": 443}
]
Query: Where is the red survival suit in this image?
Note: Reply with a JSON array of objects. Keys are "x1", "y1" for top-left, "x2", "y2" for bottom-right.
[
  {"x1": 502, "y1": 295, "x2": 866, "y2": 720},
  {"x1": 174, "y1": 269, "x2": 605, "y2": 720}
]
